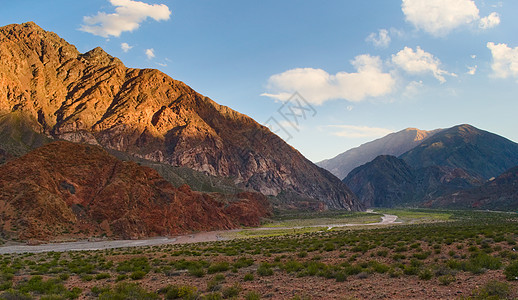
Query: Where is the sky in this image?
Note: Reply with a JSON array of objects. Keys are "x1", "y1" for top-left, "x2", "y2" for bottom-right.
[{"x1": 1, "y1": 0, "x2": 518, "y2": 162}]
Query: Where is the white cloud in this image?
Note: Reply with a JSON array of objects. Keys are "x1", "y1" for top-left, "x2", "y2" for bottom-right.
[
  {"x1": 487, "y1": 42, "x2": 518, "y2": 79},
  {"x1": 366, "y1": 29, "x2": 391, "y2": 48},
  {"x1": 467, "y1": 65, "x2": 477, "y2": 75},
  {"x1": 261, "y1": 55, "x2": 395, "y2": 105},
  {"x1": 80, "y1": 0, "x2": 171, "y2": 38},
  {"x1": 403, "y1": 80, "x2": 424, "y2": 98},
  {"x1": 145, "y1": 48, "x2": 155, "y2": 59},
  {"x1": 392, "y1": 46, "x2": 457, "y2": 83},
  {"x1": 121, "y1": 42, "x2": 133, "y2": 52},
  {"x1": 401, "y1": 0, "x2": 499, "y2": 36},
  {"x1": 326, "y1": 125, "x2": 393, "y2": 138},
  {"x1": 479, "y1": 12, "x2": 500, "y2": 29}
]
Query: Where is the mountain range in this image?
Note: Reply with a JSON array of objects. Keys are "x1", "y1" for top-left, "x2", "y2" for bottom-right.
[
  {"x1": 0, "y1": 22, "x2": 360, "y2": 212},
  {"x1": 317, "y1": 128, "x2": 441, "y2": 180},
  {"x1": 341, "y1": 124, "x2": 518, "y2": 208}
]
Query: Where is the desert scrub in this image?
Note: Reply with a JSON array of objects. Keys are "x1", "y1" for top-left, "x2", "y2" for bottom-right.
[
  {"x1": 504, "y1": 261, "x2": 518, "y2": 280},
  {"x1": 257, "y1": 263, "x2": 274, "y2": 276},
  {"x1": 99, "y1": 282, "x2": 158, "y2": 299}
]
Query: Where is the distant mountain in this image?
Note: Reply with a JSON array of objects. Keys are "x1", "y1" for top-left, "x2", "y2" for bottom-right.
[
  {"x1": 0, "y1": 141, "x2": 271, "y2": 241},
  {"x1": 400, "y1": 124, "x2": 518, "y2": 179},
  {"x1": 317, "y1": 128, "x2": 441, "y2": 179},
  {"x1": 344, "y1": 155, "x2": 482, "y2": 208},
  {"x1": 0, "y1": 22, "x2": 360, "y2": 211},
  {"x1": 343, "y1": 155, "x2": 415, "y2": 207},
  {"x1": 425, "y1": 166, "x2": 518, "y2": 210},
  {"x1": 344, "y1": 124, "x2": 518, "y2": 208}
]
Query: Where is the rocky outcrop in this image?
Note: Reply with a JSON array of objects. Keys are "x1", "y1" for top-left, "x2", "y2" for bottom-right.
[
  {"x1": 0, "y1": 22, "x2": 360, "y2": 210},
  {"x1": 0, "y1": 141, "x2": 271, "y2": 241},
  {"x1": 318, "y1": 128, "x2": 441, "y2": 180}
]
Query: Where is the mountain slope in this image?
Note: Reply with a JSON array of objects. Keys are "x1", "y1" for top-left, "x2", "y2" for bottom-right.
[
  {"x1": 400, "y1": 124, "x2": 518, "y2": 179},
  {"x1": 425, "y1": 166, "x2": 518, "y2": 210},
  {"x1": 317, "y1": 128, "x2": 441, "y2": 179},
  {"x1": 343, "y1": 155, "x2": 416, "y2": 207},
  {"x1": 0, "y1": 141, "x2": 271, "y2": 241},
  {"x1": 0, "y1": 22, "x2": 360, "y2": 211}
]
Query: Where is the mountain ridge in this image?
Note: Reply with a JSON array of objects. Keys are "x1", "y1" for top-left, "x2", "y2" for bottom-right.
[
  {"x1": 0, "y1": 22, "x2": 360, "y2": 211},
  {"x1": 317, "y1": 127, "x2": 442, "y2": 179}
]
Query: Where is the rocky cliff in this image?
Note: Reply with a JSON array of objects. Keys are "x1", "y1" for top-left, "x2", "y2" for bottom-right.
[
  {"x1": 0, "y1": 141, "x2": 271, "y2": 241},
  {"x1": 0, "y1": 22, "x2": 360, "y2": 211}
]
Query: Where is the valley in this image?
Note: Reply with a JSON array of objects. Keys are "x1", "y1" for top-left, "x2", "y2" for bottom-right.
[{"x1": 0, "y1": 210, "x2": 517, "y2": 299}]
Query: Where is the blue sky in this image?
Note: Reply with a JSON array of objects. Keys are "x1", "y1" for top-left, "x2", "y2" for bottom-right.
[{"x1": 2, "y1": 0, "x2": 518, "y2": 162}]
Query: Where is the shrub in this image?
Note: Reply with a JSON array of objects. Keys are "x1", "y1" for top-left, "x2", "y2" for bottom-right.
[
  {"x1": 208, "y1": 262, "x2": 230, "y2": 274},
  {"x1": 99, "y1": 282, "x2": 159, "y2": 299},
  {"x1": 95, "y1": 273, "x2": 111, "y2": 280},
  {"x1": 438, "y1": 274, "x2": 456, "y2": 286},
  {"x1": 418, "y1": 268, "x2": 433, "y2": 280},
  {"x1": 222, "y1": 283, "x2": 242, "y2": 298},
  {"x1": 245, "y1": 291, "x2": 261, "y2": 300},
  {"x1": 130, "y1": 270, "x2": 146, "y2": 280},
  {"x1": 504, "y1": 261, "x2": 518, "y2": 280},
  {"x1": 243, "y1": 273, "x2": 254, "y2": 281},
  {"x1": 471, "y1": 281, "x2": 510, "y2": 299},
  {"x1": 257, "y1": 263, "x2": 273, "y2": 276}
]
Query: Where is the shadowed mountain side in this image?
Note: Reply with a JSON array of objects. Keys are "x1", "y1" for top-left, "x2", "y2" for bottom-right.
[{"x1": 424, "y1": 166, "x2": 518, "y2": 210}]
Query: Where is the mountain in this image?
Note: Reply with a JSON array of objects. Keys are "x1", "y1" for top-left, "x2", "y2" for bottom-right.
[
  {"x1": 343, "y1": 124, "x2": 518, "y2": 208},
  {"x1": 343, "y1": 155, "x2": 482, "y2": 207},
  {"x1": 0, "y1": 22, "x2": 360, "y2": 211},
  {"x1": 400, "y1": 124, "x2": 518, "y2": 180},
  {"x1": 343, "y1": 155, "x2": 415, "y2": 207},
  {"x1": 0, "y1": 141, "x2": 271, "y2": 241},
  {"x1": 317, "y1": 128, "x2": 441, "y2": 179},
  {"x1": 425, "y1": 166, "x2": 518, "y2": 210}
]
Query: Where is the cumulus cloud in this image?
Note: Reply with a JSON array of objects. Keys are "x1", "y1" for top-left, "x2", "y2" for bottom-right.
[
  {"x1": 145, "y1": 48, "x2": 155, "y2": 59},
  {"x1": 479, "y1": 12, "x2": 500, "y2": 29},
  {"x1": 392, "y1": 46, "x2": 457, "y2": 83},
  {"x1": 366, "y1": 29, "x2": 391, "y2": 48},
  {"x1": 80, "y1": 0, "x2": 171, "y2": 37},
  {"x1": 261, "y1": 55, "x2": 396, "y2": 105},
  {"x1": 487, "y1": 42, "x2": 518, "y2": 79},
  {"x1": 401, "y1": 0, "x2": 499, "y2": 36},
  {"x1": 326, "y1": 125, "x2": 393, "y2": 138},
  {"x1": 121, "y1": 42, "x2": 133, "y2": 52}
]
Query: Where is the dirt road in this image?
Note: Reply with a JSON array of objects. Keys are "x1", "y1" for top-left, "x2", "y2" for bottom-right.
[{"x1": 0, "y1": 214, "x2": 398, "y2": 254}]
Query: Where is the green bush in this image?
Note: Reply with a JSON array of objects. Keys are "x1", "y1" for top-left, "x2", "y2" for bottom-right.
[
  {"x1": 504, "y1": 261, "x2": 518, "y2": 280},
  {"x1": 471, "y1": 280, "x2": 510, "y2": 299},
  {"x1": 257, "y1": 263, "x2": 273, "y2": 276},
  {"x1": 438, "y1": 274, "x2": 456, "y2": 286},
  {"x1": 129, "y1": 270, "x2": 146, "y2": 280},
  {"x1": 244, "y1": 291, "x2": 261, "y2": 300},
  {"x1": 243, "y1": 273, "x2": 254, "y2": 281},
  {"x1": 221, "y1": 283, "x2": 241, "y2": 298},
  {"x1": 208, "y1": 262, "x2": 230, "y2": 274},
  {"x1": 99, "y1": 282, "x2": 159, "y2": 299}
]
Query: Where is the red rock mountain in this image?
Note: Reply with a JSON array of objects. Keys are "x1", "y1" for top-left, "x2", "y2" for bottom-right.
[
  {"x1": 0, "y1": 141, "x2": 271, "y2": 241},
  {"x1": 0, "y1": 22, "x2": 360, "y2": 211}
]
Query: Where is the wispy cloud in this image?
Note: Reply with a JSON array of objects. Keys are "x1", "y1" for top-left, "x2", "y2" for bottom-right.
[
  {"x1": 261, "y1": 54, "x2": 395, "y2": 105},
  {"x1": 366, "y1": 29, "x2": 391, "y2": 48},
  {"x1": 121, "y1": 42, "x2": 133, "y2": 52},
  {"x1": 145, "y1": 48, "x2": 155, "y2": 59},
  {"x1": 325, "y1": 125, "x2": 393, "y2": 138},
  {"x1": 80, "y1": 0, "x2": 171, "y2": 38}
]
